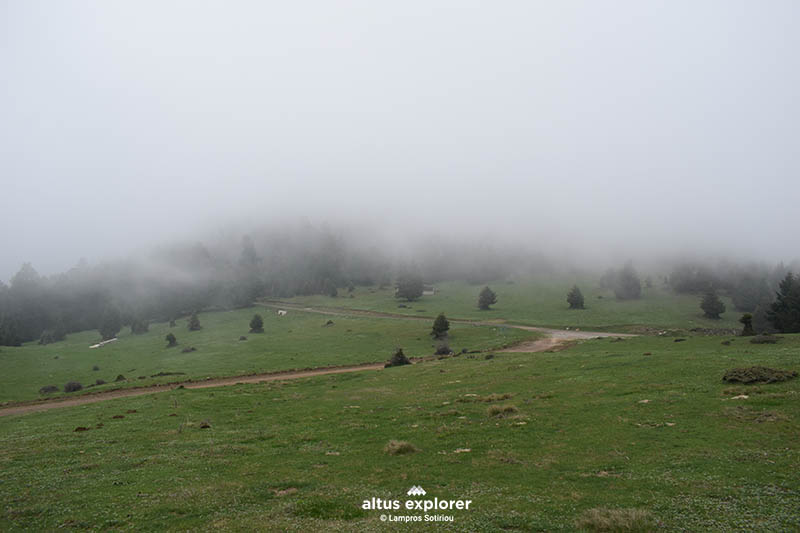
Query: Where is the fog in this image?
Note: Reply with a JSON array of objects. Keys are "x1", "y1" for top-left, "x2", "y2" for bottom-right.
[{"x1": 2, "y1": 1, "x2": 799, "y2": 282}]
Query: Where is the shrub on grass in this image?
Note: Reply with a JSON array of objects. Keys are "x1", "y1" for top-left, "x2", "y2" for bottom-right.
[
  {"x1": 722, "y1": 366, "x2": 798, "y2": 384},
  {"x1": 384, "y1": 440, "x2": 419, "y2": 455},
  {"x1": 95, "y1": 379, "x2": 106, "y2": 386},
  {"x1": 39, "y1": 385, "x2": 59, "y2": 395},
  {"x1": 115, "y1": 374, "x2": 126, "y2": 382},
  {"x1": 487, "y1": 404, "x2": 519, "y2": 417},
  {"x1": 575, "y1": 507, "x2": 658, "y2": 532},
  {"x1": 64, "y1": 381, "x2": 83, "y2": 393},
  {"x1": 165, "y1": 333, "x2": 178, "y2": 347},
  {"x1": 385, "y1": 348, "x2": 411, "y2": 368},
  {"x1": 181, "y1": 346, "x2": 197, "y2": 353}
]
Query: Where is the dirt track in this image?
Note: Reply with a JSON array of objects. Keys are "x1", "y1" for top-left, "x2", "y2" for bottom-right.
[{"x1": 0, "y1": 303, "x2": 632, "y2": 417}]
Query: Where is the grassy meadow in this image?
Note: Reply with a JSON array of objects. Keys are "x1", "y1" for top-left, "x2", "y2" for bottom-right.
[
  {"x1": 282, "y1": 279, "x2": 743, "y2": 332},
  {"x1": 0, "y1": 307, "x2": 533, "y2": 404},
  {"x1": 1, "y1": 334, "x2": 798, "y2": 531}
]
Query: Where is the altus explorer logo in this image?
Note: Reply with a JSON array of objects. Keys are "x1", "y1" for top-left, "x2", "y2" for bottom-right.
[
  {"x1": 363, "y1": 486, "x2": 472, "y2": 510},
  {"x1": 406, "y1": 485, "x2": 426, "y2": 496}
]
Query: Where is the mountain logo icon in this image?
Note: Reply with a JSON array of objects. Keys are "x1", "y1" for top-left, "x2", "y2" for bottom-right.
[{"x1": 407, "y1": 485, "x2": 427, "y2": 496}]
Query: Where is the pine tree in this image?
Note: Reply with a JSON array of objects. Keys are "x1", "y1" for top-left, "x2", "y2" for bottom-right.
[
  {"x1": 739, "y1": 313, "x2": 755, "y2": 336},
  {"x1": 566, "y1": 285, "x2": 585, "y2": 309},
  {"x1": 614, "y1": 263, "x2": 642, "y2": 300},
  {"x1": 700, "y1": 290, "x2": 726, "y2": 319},
  {"x1": 249, "y1": 313, "x2": 264, "y2": 333},
  {"x1": 767, "y1": 272, "x2": 800, "y2": 332},
  {"x1": 478, "y1": 286, "x2": 497, "y2": 310},
  {"x1": 431, "y1": 313, "x2": 450, "y2": 339},
  {"x1": 188, "y1": 312, "x2": 202, "y2": 331},
  {"x1": 165, "y1": 332, "x2": 178, "y2": 347}
]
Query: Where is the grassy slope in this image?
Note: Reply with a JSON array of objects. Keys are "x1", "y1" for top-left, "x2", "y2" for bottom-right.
[
  {"x1": 1, "y1": 335, "x2": 798, "y2": 531},
  {"x1": 281, "y1": 279, "x2": 743, "y2": 331},
  {"x1": 0, "y1": 308, "x2": 534, "y2": 404}
]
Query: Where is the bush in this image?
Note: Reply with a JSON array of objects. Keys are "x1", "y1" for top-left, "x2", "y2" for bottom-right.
[
  {"x1": 434, "y1": 342, "x2": 452, "y2": 356},
  {"x1": 478, "y1": 286, "x2": 497, "y2": 310},
  {"x1": 722, "y1": 366, "x2": 797, "y2": 384},
  {"x1": 181, "y1": 346, "x2": 197, "y2": 353},
  {"x1": 188, "y1": 312, "x2": 202, "y2": 331},
  {"x1": 239, "y1": 335, "x2": 247, "y2": 341},
  {"x1": 767, "y1": 272, "x2": 800, "y2": 333},
  {"x1": 95, "y1": 379, "x2": 106, "y2": 386},
  {"x1": 739, "y1": 313, "x2": 755, "y2": 336},
  {"x1": 431, "y1": 313, "x2": 450, "y2": 339},
  {"x1": 385, "y1": 348, "x2": 411, "y2": 368},
  {"x1": 575, "y1": 507, "x2": 658, "y2": 532},
  {"x1": 64, "y1": 381, "x2": 83, "y2": 393},
  {"x1": 249, "y1": 314, "x2": 264, "y2": 333},
  {"x1": 115, "y1": 374, "x2": 126, "y2": 382},
  {"x1": 384, "y1": 440, "x2": 419, "y2": 455},
  {"x1": 92, "y1": 365, "x2": 100, "y2": 371},
  {"x1": 98, "y1": 306, "x2": 122, "y2": 341},
  {"x1": 567, "y1": 285, "x2": 585, "y2": 309},
  {"x1": 39, "y1": 385, "x2": 59, "y2": 395},
  {"x1": 165, "y1": 333, "x2": 178, "y2": 347}
]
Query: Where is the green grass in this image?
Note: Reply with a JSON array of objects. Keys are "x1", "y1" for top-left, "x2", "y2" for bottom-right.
[
  {"x1": 1, "y1": 334, "x2": 798, "y2": 531},
  {"x1": 282, "y1": 278, "x2": 743, "y2": 332},
  {"x1": 0, "y1": 308, "x2": 534, "y2": 404}
]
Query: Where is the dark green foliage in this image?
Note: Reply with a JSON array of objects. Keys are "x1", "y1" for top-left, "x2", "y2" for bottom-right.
[
  {"x1": 700, "y1": 290, "x2": 726, "y2": 319},
  {"x1": 566, "y1": 285, "x2": 585, "y2": 309},
  {"x1": 767, "y1": 272, "x2": 800, "y2": 333},
  {"x1": 169, "y1": 319, "x2": 176, "y2": 327},
  {"x1": 731, "y1": 275, "x2": 772, "y2": 312},
  {"x1": 395, "y1": 273, "x2": 424, "y2": 301},
  {"x1": 0, "y1": 315, "x2": 22, "y2": 346},
  {"x1": 722, "y1": 366, "x2": 797, "y2": 384},
  {"x1": 739, "y1": 313, "x2": 755, "y2": 336},
  {"x1": 98, "y1": 306, "x2": 122, "y2": 341},
  {"x1": 434, "y1": 342, "x2": 452, "y2": 355},
  {"x1": 384, "y1": 348, "x2": 411, "y2": 368},
  {"x1": 130, "y1": 317, "x2": 149, "y2": 334},
  {"x1": 478, "y1": 286, "x2": 497, "y2": 310},
  {"x1": 614, "y1": 263, "x2": 642, "y2": 300},
  {"x1": 188, "y1": 312, "x2": 202, "y2": 331},
  {"x1": 165, "y1": 332, "x2": 178, "y2": 347},
  {"x1": 669, "y1": 263, "x2": 717, "y2": 294},
  {"x1": 38, "y1": 385, "x2": 58, "y2": 395},
  {"x1": 431, "y1": 312, "x2": 450, "y2": 339},
  {"x1": 63, "y1": 381, "x2": 83, "y2": 393},
  {"x1": 249, "y1": 314, "x2": 264, "y2": 333}
]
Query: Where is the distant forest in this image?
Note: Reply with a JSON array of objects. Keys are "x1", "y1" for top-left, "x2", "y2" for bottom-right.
[
  {"x1": 0, "y1": 225, "x2": 540, "y2": 346},
  {"x1": 0, "y1": 223, "x2": 797, "y2": 346}
]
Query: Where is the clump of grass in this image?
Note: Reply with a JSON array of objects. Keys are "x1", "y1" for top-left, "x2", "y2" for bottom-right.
[
  {"x1": 487, "y1": 404, "x2": 519, "y2": 417},
  {"x1": 481, "y1": 393, "x2": 513, "y2": 402},
  {"x1": 384, "y1": 440, "x2": 419, "y2": 455},
  {"x1": 722, "y1": 366, "x2": 797, "y2": 384},
  {"x1": 38, "y1": 385, "x2": 59, "y2": 395},
  {"x1": 575, "y1": 507, "x2": 658, "y2": 532}
]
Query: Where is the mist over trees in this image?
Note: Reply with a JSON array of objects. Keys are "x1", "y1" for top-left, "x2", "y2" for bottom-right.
[{"x1": 1, "y1": 221, "x2": 798, "y2": 346}]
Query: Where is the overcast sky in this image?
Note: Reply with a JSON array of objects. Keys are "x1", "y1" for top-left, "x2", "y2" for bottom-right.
[{"x1": 2, "y1": 1, "x2": 798, "y2": 282}]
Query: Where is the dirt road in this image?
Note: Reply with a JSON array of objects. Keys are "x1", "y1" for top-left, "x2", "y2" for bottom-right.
[{"x1": 0, "y1": 303, "x2": 631, "y2": 417}]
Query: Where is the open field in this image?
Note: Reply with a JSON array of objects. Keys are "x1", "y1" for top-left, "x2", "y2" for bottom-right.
[
  {"x1": 0, "y1": 307, "x2": 535, "y2": 405},
  {"x1": 1, "y1": 334, "x2": 798, "y2": 531},
  {"x1": 282, "y1": 279, "x2": 743, "y2": 332}
]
